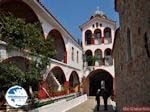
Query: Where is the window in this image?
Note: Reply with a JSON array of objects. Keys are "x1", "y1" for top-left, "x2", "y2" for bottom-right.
[
  {"x1": 106, "y1": 50, "x2": 111, "y2": 55},
  {"x1": 100, "y1": 23, "x2": 102, "y2": 27},
  {"x1": 92, "y1": 24, "x2": 95, "y2": 28},
  {"x1": 96, "y1": 22, "x2": 99, "y2": 27},
  {"x1": 96, "y1": 32, "x2": 101, "y2": 38},
  {"x1": 127, "y1": 28, "x2": 132, "y2": 61},
  {"x1": 94, "y1": 29, "x2": 101, "y2": 38},
  {"x1": 77, "y1": 51, "x2": 79, "y2": 63},
  {"x1": 104, "y1": 49, "x2": 113, "y2": 66},
  {"x1": 138, "y1": 27, "x2": 141, "y2": 35},
  {"x1": 144, "y1": 32, "x2": 150, "y2": 58},
  {"x1": 104, "y1": 27, "x2": 111, "y2": 38},
  {"x1": 85, "y1": 30, "x2": 92, "y2": 45},
  {"x1": 72, "y1": 47, "x2": 74, "y2": 61},
  {"x1": 85, "y1": 50, "x2": 93, "y2": 66}
]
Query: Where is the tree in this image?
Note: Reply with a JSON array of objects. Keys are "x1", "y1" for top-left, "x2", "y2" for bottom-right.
[
  {"x1": 0, "y1": 63, "x2": 26, "y2": 90},
  {"x1": 0, "y1": 13, "x2": 56, "y2": 97}
]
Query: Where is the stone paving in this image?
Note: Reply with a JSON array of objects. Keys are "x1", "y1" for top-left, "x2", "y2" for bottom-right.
[{"x1": 66, "y1": 96, "x2": 114, "y2": 112}]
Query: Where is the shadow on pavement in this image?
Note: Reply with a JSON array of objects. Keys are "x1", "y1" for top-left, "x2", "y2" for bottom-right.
[{"x1": 92, "y1": 105, "x2": 115, "y2": 112}]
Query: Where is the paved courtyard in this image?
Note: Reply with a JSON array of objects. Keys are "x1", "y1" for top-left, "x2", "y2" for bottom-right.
[{"x1": 66, "y1": 96, "x2": 114, "y2": 112}]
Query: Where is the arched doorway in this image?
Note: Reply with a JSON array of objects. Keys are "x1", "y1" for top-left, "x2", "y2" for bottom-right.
[
  {"x1": 46, "y1": 66, "x2": 66, "y2": 91},
  {"x1": 69, "y1": 71, "x2": 80, "y2": 93},
  {"x1": 87, "y1": 69, "x2": 113, "y2": 96},
  {"x1": 48, "y1": 29, "x2": 67, "y2": 63}
]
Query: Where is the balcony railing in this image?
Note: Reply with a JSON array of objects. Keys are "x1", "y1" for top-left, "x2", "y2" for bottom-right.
[
  {"x1": 105, "y1": 56, "x2": 113, "y2": 66},
  {"x1": 104, "y1": 37, "x2": 112, "y2": 44},
  {"x1": 95, "y1": 59, "x2": 103, "y2": 66}
]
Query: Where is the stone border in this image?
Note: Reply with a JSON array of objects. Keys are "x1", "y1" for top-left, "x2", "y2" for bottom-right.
[{"x1": 32, "y1": 94, "x2": 87, "y2": 112}]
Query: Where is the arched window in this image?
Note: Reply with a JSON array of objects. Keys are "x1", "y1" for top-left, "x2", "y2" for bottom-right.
[
  {"x1": 77, "y1": 51, "x2": 79, "y2": 63},
  {"x1": 144, "y1": 32, "x2": 150, "y2": 58},
  {"x1": 104, "y1": 27, "x2": 112, "y2": 44},
  {"x1": 85, "y1": 50, "x2": 93, "y2": 66},
  {"x1": 94, "y1": 29, "x2": 101, "y2": 38},
  {"x1": 104, "y1": 48, "x2": 113, "y2": 66},
  {"x1": 85, "y1": 30, "x2": 92, "y2": 45},
  {"x1": 72, "y1": 47, "x2": 74, "y2": 61},
  {"x1": 127, "y1": 28, "x2": 132, "y2": 61},
  {"x1": 47, "y1": 67, "x2": 66, "y2": 92},
  {"x1": 94, "y1": 49, "x2": 102, "y2": 66},
  {"x1": 94, "y1": 29, "x2": 101, "y2": 44},
  {"x1": 69, "y1": 71, "x2": 80, "y2": 93},
  {"x1": 48, "y1": 29, "x2": 67, "y2": 63},
  {"x1": 104, "y1": 27, "x2": 111, "y2": 38}
]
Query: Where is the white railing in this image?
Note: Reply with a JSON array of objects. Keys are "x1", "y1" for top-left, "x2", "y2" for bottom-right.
[
  {"x1": 104, "y1": 38, "x2": 112, "y2": 44},
  {"x1": 105, "y1": 56, "x2": 113, "y2": 66}
]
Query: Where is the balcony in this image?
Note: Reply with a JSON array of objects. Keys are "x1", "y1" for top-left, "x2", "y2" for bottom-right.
[
  {"x1": 104, "y1": 37, "x2": 112, "y2": 44},
  {"x1": 104, "y1": 56, "x2": 113, "y2": 66}
]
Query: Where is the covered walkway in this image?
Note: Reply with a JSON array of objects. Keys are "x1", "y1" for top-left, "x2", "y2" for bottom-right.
[{"x1": 66, "y1": 96, "x2": 115, "y2": 112}]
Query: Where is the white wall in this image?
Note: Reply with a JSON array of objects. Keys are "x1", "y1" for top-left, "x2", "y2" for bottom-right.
[
  {"x1": 21, "y1": 0, "x2": 84, "y2": 81},
  {"x1": 81, "y1": 17, "x2": 116, "y2": 78}
]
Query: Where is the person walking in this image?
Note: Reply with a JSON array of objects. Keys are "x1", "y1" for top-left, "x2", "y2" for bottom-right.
[
  {"x1": 101, "y1": 80, "x2": 109, "y2": 111},
  {"x1": 95, "y1": 89, "x2": 101, "y2": 111}
]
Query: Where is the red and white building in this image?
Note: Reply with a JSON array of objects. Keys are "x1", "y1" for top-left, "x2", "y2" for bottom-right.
[
  {"x1": 0, "y1": 1, "x2": 116, "y2": 99},
  {"x1": 0, "y1": 0, "x2": 83, "y2": 99},
  {"x1": 80, "y1": 8, "x2": 116, "y2": 96}
]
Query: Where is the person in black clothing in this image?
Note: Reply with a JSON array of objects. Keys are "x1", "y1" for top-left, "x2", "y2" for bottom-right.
[
  {"x1": 101, "y1": 88, "x2": 109, "y2": 111},
  {"x1": 95, "y1": 89, "x2": 101, "y2": 111},
  {"x1": 100, "y1": 80, "x2": 109, "y2": 111}
]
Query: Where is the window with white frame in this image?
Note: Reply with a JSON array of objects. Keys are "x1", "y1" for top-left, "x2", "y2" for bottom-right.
[
  {"x1": 77, "y1": 51, "x2": 79, "y2": 63},
  {"x1": 72, "y1": 47, "x2": 74, "y2": 61}
]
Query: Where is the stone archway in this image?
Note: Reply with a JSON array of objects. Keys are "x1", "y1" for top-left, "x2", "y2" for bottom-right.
[
  {"x1": 69, "y1": 71, "x2": 80, "y2": 93},
  {"x1": 87, "y1": 69, "x2": 113, "y2": 96},
  {"x1": 46, "y1": 66, "x2": 66, "y2": 91}
]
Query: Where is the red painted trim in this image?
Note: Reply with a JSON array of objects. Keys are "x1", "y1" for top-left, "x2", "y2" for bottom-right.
[
  {"x1": 38, "y1": 80, "x2": 47, "y2": 99},
  {"x1": 64, "y1": 50, "x2": 67, "y2": 64},
  {"x1": 91, "y1": 38, "x2": 95, "y2": 44},
  {"x1": 102, "y1": 37, "x2": 104, "y2": 43}
]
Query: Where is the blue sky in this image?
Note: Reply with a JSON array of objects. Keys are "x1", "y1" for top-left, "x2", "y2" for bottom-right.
[{"x1": 41, "y1": 0, "x2": 119, "y2": 41}]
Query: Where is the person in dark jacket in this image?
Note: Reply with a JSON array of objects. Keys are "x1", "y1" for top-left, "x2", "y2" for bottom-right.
[
  {"x1": 101, "y1": 88, "x2": 109, "y2": 111},
  {"x1": 95, "y1": 89, "x2": 101, "y2": 111},
  {"x1": 100, "y1": 80, "x2": 109, "y2": 111}
]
